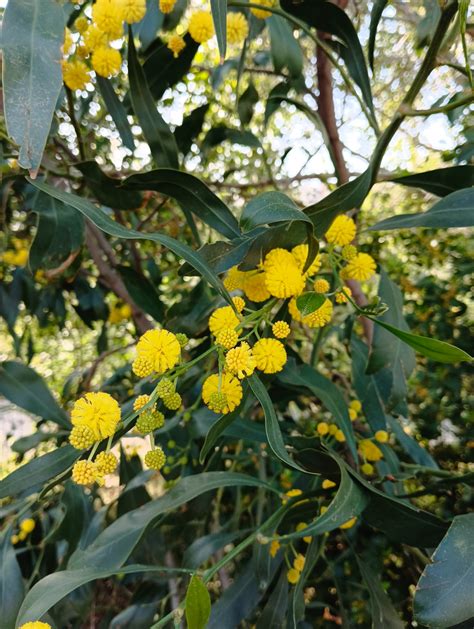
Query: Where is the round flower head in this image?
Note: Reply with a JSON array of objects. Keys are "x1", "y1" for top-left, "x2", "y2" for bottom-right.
[
  {"x1": 344, "y1": 253, "x2": 376, "y2": 281},
  {"x1": 335, "y1": 286, "x2": 352, "y2": 304},
  {"x1": 157, "y1": 378, "x2": 175, "y2": 398},
  {"x1": 72, "y1": 460, "x2": 99, "y2": 485},
  {"x1": 349, "y1": 408, "x2": 357, "y2": 421},
  {"x1": 132, "y1": 356, "x2": 154, "y2": 378},
  {"x1": 120, "y1": 0, "x2": 147, "y2": 23},
  {"x1": 313, "y1": 278, "x2": 330, "y2": 294},
  {"x1": 322, "y1": 479, "x2": 336, "y2": 489},
  {"x1": 159, "y1": 0, "x2": 177, "y2": 13},
  {"x1": 341, "y1": 244, "x2": 357, "y2": 261},
  {"x1": 269, "y1": 540, "x2": 281, "y2": 557},
  {"x1": 325, "y1": 215, "x2": 356, "y2": 246},
  {"x1": 272, "y1": 320, "x2": 290, "y2": 339},
  {"x1": 63, "y1": 59, "x2": 90, "y2": 90},
  {"x1": 317, "y1": 421, "x2": 329, "y2": 436},
  {"x1": 20, "y1": 518, "x2": 35, "y2": 534},
  {"x1": 335, "y1": 429, "x2": 346, "y2": 442},
  {"x1": 375, "y1": 430, "x2": 389, "y2": 443},
  {"x1": 92, "y1": 46, "x2": 122, "y2": 77},
  {"x1": 232, "y1": 296, "x2": 246, "y2": 313},
  {"x1": 302, "y1": 298, "x2": 333, "y2": 328},
  {"x1": 163, "y1": 392, "x2": 182, "y2": 410},
  {"x1": 202, "y1": 373, "x2": 243, "y2": 414},
  {"x1": 361, "y1": 462, "x2": 374, "y2": 475},
  {"x1": 250, "y1": 0, "x2": 273, "y2": 19},
  {"x1": 349, "y1": 399, "x2": 362, "y2": 413},
  {"x1": 291, "y1": 244, "x2": 321, "y2": 277},
  {"x1": 136, "y1": 409, "x2": 165, "y2": 432},
  {"x1": 225, "y1": 342, "x2": 256, "y2": 379},
  {"x1": 95, "y1": 451, "x2": 118, "y2": 475},
  {"x1": 145, "y1": 446, "x2": 166, "y2": 470},
  {"x1": 92, "y1": 0, "x2": 124, "y2": 38},
  {"x1": 18, "y1": 624, "x2": 52, "y2": 629},
  {"x1": 293, "y1": 553, "x2": 306, "y2": 571},
  {"x1": 83, "y1": 24, "x2": 108, "y2": 52},
  {"x1": 226, "y1": 12, "x2": 249, "y2": 45},
  {"x1": 243, "y1": 273, "x2": 271, "y2": 302},
  {"x1": 63, "y1": 28, "x2": 74, "y2": 55},
  {"x1": 69, "y1": 425, "x2": 96, "y2": 450},
  {"x1": 75, "y1": 15, "x2": 89, "y2": 34},
  {"x1": 264, "y1": 249, "x2": 305, "y2": 298},
  {"x1": 167, "y1": 33, "x2": 186, "y2": 58},
  {"x1": 133, "y1": 394, "x2": 152, "y2": 412},
  {"x1": 223, "y1": 265, "x2": 247, "y2": 291},
  {"x1": 71, "y1": 392, "x2": 120, "y2": 440},
  {"x1": 288, "y1": 297, "x2": 302, "y2": 322},
  {"x1": 216, "y1": 328, "x2": 239, "y2": 350},
  {"x1": 296, "y1": 522, "x2": 312, "y2": 544},
  {"x1": 358, "y1": 439, "x2": 383, "y2": 462},
  {"x1": 340, "y1": 516, "x2": 357, "y2": 530},
  {"x1": 136, "y1": 329, "x2": 181, "y2": 374},
  {"x1": 287, "y1": 568, "x2": 300, "y2": 584},
  {"x1": 253, "y1": 338, "x2": 287, "y2": 374},
  {"x1": 188, "y1": 11, "x2": 214, "y2": 44},
  {"x1": 209, "y1": 305, "x2": 240, "y2": 337}
]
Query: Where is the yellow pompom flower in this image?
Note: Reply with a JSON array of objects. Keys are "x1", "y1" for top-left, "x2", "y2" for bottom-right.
[
  {"x1": 288, "y1": 297, "x2": 302, "y2": 322},
  {"x1": 361, "y1": 462, "x2": 374, "y2": 475},
  {"x1": 341, "y1": 244, "x2": 357, "y2": 261},
  {"x1": 272, "y1": 320, "x2": 290, "y2": 339},
  {"x1": 145, "y1": 446, "x2": 166, "y2": 470},
  {"x1": 95, "y1": 451, "x2": 118, "y2": 474},
  {"x1": 340, "y1": 516, "x2": 357, "y2": 530},
  {"x1": 202, "y1": 373, "x2": 243, "y2": 414},
  {"x1": 250, "y1": 0, "x2": 273, "y2": 19},
  {"x1": 20, "y1": 518, "x2": 36, "y2": 534},
  {"x1": 167, "y1": 33, "x2": 186, "y2": 58},
  {"x1": 344, "y1": 253, "x2": 377, "y2": 281},
  {"x1": 2, "y1": 248, "x2": 29, "y2": 266},
  {"x1": 349, "y1": 408, "x2": 357, "y2": 421},
  {"x1": 317, "y1": 421, "x2": 329, "y2": 436},
  {"x1": 263, "y1": 248, "x2": 305, "y2": 298},
  {"x1": 313, "y1": 278, "x2": 330, "y2": 294},
  {"x1": 92, "y1": 46, "x2": 122, "y2": 77},
  {"x1": 301, "y1": 298, "x2": 333, "y2": 328},
  {"x1": 71, "y1": 392, "x2": 121, "y2": 440},
  {"x1": 375, "y1": 430, "x2": 389, "y2": 443},
  {"x1": 287, "y1": 568, "x2": 300, "y2": 584},
  {"x1": 349, "y1": 400, "x2": 361, "y2": 413},
  {"x1": 223, "y1": 265, "x2": 247, "y2": 291},
  {"x1": 69, "y1": 425, "x2": 96, "y2": 450},
  {"x1": 135, "y1": 329, "x2": 181, "y2": 374},
  {"x1": 120, "y1": 0, "x2": 147, "y2": 23},
  {"x1": 322, "y1": 479, "x2": 336, "y2": 489},
  {"x1": 325, "y1": 215, "x2": 356, "y2": 246},
  {"x1": 133, "y1": 394, "x2": 152, "y2": 411},
  {"x1": 335, "y1": 286, "x2": 352, "y2": 304},
  {"x1": 293, "y1": 553, "x2": 306, "y2": 572},
  {"x1": 63, "y1": 28, "x2": 74, "y2": 55},
  {"x1": 188, "y1": 11, "x2": 214, "y2": 44},
  {"x1": 75, "y1": 16, "x2": 89, "y2": 35},
  {"x1": 253, "y1": 338, "x2": 287, "y2": 374},
  {"x1": 335, "y1": 429, "x2": 346, "y2": 442},
  {"x1": 358, "y1": 439, "x2": 383, "y2": 462},
  {"x1": 226, "y1": 12, "x2": 249, "y2": 45},
  {"x1": 216, "y1": 328, "x2": 239, "y2": 349},
  {"x1": 243, "y1": 273, "x2": 271, "y2": 302},
  {"x1": 132, "y1": 356, "x2": 154, "y2": 378},
  {"x1": 296, "y1": 522, "x2": 312, "y2": 543},
  {"x1": 159, "y1": 0, "x2": 177, "y2": 13},
  {"x1": 328, "y1": 423, "x2": 338, "y2": 436},
  {"x1": 282, "y1": 488, "x2": 302, "y2": 503},
  {"x1": 291, "y1": 244, "x2": 322, "y2": 277},
  {"x1": 18, "y1": 623, "x2": 52, "y2": 629},
  {"x1": 225, "y1": 342, "x2": 256, "y2": 379},
  {"x1": 72, "y1": 460, "x2": 99, "y2": 485},
  {"x1": 83, "y1": 24, "x2": 107, "y2": 52},
  {"x1": 92, "y1": 0, "x2": 125, "y2": 38},
  {"x1": 232, "y1": 296, "x2": 246, "y2": 313},
  {"x1": 209, "y1": 305, "x2": 240, "y2": 337},
  {"x1": 269, "y1": 540, "x2": 281, "y2": 557},
  {"x1": 162, "y1": 392, "x2": 182, "y2": 410},
  {"x1": 62, "y1": 59, "x2": 90, "y2": 90}
]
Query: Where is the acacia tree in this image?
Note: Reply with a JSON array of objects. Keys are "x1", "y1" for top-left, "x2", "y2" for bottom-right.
[{"x1": 0, "y1": 0, "x2": 473, "y2": 627}]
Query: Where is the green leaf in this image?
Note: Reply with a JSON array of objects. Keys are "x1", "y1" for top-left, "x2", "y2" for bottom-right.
[
  {"x1": 123, "y1": 168, "x2": 240, "y2": 239},
  {"x1": 256, "y1": 569, "x2": 288, "y2": 629},
  {"x1": 175, "y1": 103, "x2": 209, "y2": 155},
  {"x1": 27, "y1": 179, "x2": 233, "y2": 307},
  {"x1": 389, "y1": 165, "x2": 474, "y2": 197},
  {"x1": 199, "y1": 408, "x2": 241, "y2": 464},
  {"x1": 414, "y1": 514, "x2": 474, "y2": 628},
  {"x1": 76, "y1": 161, "x2": 142, "y2": 210},
  {"x1": 134, "y1": 0, "x2": 164, "y2": 50},
  {"x1": 351, "y1": 337, "x2": 387, "y2": 432},
  {"x1": 127, "y1": 31, "x2": 179, "y2": 168},
  {"x1": 183, "y1": 530, "x2": 249, "y2": 570},
  {"x1": 370, "y1": 188, "x2": 474, "y2": 230},
  {"x1": 2, "y1": 0, "x2": 64, "y2": 174},
  {"x1": 238, "y1": 81, "x2": 259, "y2": 125},
  {"x1": 211, "y1": 0, "x2": 227, "y2": 61},
  {"x1": 185, "y1": 575, "x2": 212, "y2": 629},
  {"x1": 0, "y1": 360, "x2": 69, "y2": 428},
  {"x1": 268, "y1": 15, "x2": 303, "y2": 78},
  {"x1": 0, "y1": 530, "x2": 25, "y2": 629},
  {"x1": 370, "y1": 318, "x2": 472, "y2": 364},
  {"x1": 355, "y1": 555, "x2": 404, "y2": 629},
  {"x1": 202, "y1": 125, "x2": 261, "y2": 150},
  {"x1": 96, "y1": 76, "x2": 135, "y2": 151},
  {"x1": 240, "y1": 191, "x2": 313, "y2": 232},
  {"x1": 368, "y1": 1, "x2": 389, "y2": 70},
  {"x1": 118, "y1": 265, "x2": 164, "y2": 321},
  {"x1": 0, "y1": 446, "x2": 78, "y2": 500},
  {"x1": 295, "y1": 292, "x2": 325, "y2": 317}
]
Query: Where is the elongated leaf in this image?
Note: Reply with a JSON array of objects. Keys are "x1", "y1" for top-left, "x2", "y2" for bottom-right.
[
  {"x1": 368, "y1": 0, "x2": 389, "y2": 70},
  {"x1": 370, "y1": 318, "x2": 472, "y2": 363},
  {"x1": 389, "y1": 165, "x2": 474, "y2": 197},
  {"x1": 199, "y1": 408, "x2": 241, "y2": 463},
  {"x1": 414, "y1": 513, "x2": 474, "y2": 628},
  {"x1": 128, "y1": 32, "x2": 179, "y2": 168},
  {"x1": 118, "y1": 265, "x2": 164, "y2": 321},
  {"x1": 202, "y1": 125, "x2": 261, "y2": 150},
  {"x1": 268, "y1": 15, "x2": 303, "y2": 78},
  {"x1": 211, "y1": 0, "x2": 227, "y2": 60},
  {"x1": 356, "y1": 555, "x2": 404, "y2": 629},
  {"x1": 96, "y1": 76, "x2": 135, "y2": 151},
  {"x1": 370, "y1": 187, "x2": 474, "y2": 231},
  {"x1": 257, "y1": 569, "x2": 288, "y2": 629},
  {"x1": 186, "y1": 575, "x2": 211, "y2": 629},
  {"x1": 123, "y1": 169, "x2": 240, "y2": 239},
  {"x1": 27, "y1": 179, "x2": 233, "y2": 306},
  {"x1": 0, "y1": 360, "x2": 69, "y2": 427},
  {"x1": 0, "y1": 446, "x2": 78, "y2": 500},
  {"x1": 2, "y1": 0, "x2": 64, "y2": 174},
  {"x1": 295, "y1": 292, "x2": 325, "y2": 317},
  {"x1": 76, "y1": 161, "x2": 141, "y2": 210},
  {"x1": 0, "y1": 530, "x2": 25, "y2": 629},
  {"x1": 240, "y1": 191, "x2": 313, "y2": 232},
  {"x1": 174, "y1": 103, "x2": 209, "y2": 155},
  {"x1": 238, "y1": 81, "x2": 259, "y2": 125},
  {"x1": 183, "y1": 530, "x2": 248, "y2": 569}
]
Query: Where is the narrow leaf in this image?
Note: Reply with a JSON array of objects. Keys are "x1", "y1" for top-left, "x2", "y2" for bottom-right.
[
  {"x1": 185, "y1": 575, "x2": 211, "y2": 629},
  {"x1": 211, "y1": 0, "x2": 227, "y2": 60},
  {"x1": 295, "y1": 292, "x2": 325, "y2": 317},
  {"x1": 389, "y1": 165, "x2": 474, "y2": 197},
  {"x1": 368, "y1": 0, "x2": 389, "y2": 70},
  {"x1": 0, "y1": 530, "x2": 25, "y2": 629},
  {"x1": 96, "y1": 76, "x2": 135, "y2": 151}
]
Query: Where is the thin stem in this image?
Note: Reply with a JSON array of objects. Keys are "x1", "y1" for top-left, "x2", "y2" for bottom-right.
[{"x1": 400, "y1": 92, "x2": 473, "y2": 116}]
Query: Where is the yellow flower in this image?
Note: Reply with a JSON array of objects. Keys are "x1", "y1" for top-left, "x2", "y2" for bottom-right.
[
  {"x1": 135, "y1": 329, "x2": 181, "y2": 374},
  {"x1": 20, "y1": 518, "x2": 35, "y2": 534},
  {"x1": 361, "y1": 462, "x2": 374, "y2": 475},
  {"x1": 344, "y1": 253, "x2": 377, "y2": 281},
  {"x1": 75, "y1": 16, "x2": 89, "y2": 35},
  {"x1": 223, "y1": 265, "x2": 247, "y2": 291},
  {"x1": 349, "y1": 400, "x2": 361, "y2": 413},
  {"x1": 202, "y1": 373, "x2": 243, "y2": 414},
  {"x1": 157, "y1": 378, "x2": 175, "y2": 398},
  {"x1": 313, "y1": 278, "x2": 330, "y2": 294},
  {"x1": 335, "y1": 429, "x2": 346, "y2": 442},
  {"x1": 322, "y1": 479, "x2": 336, "y2": 489},
  {"x1": 302, "y1": 298, "x2": 333, "y2": 328},
  {"x1": 3, "y1": 248, "x2": 29, "y2": 266},
  {"x1": 188, "y1": 11, "x2": 214, "y2": 44},
  {"x1": 272, "y1": 320, "x2": 290, "y2": 339},
  {"x1": 325, "y1": 215, "x2": 356, "y2": 246},
  {"x1": 263, "y1": 248, "x2": 305, "y2": 298},
  {"x1": 216, "y1": 328, "x2": 239, "y2": 349},
  {"x1": 296, "y1": 522, "x2": 312, "y2": 544},
  {"x1": 83, "y1": 24, "x2": 107, "y2": 52},
  {"x1": 92, "y1": 46, "x2": 122, "y2": 77},
  {"x1": 293, "y1": 553, "x2": 306, "y2": 572},
  {"x1": 136, "y1": 409, "x2": 165, "y2": 432},
  {"x1": 132, "y1": 356, "x2": 154, "y2": 378},
  {"x1": 120, "y1": 0, "x2": 147, "y2": 23},
  {"x1": 69, "y1": 425, "x2": 96, "y2": 450},
  {"x1": 11, "y1": 534, "x2": 19, "y2": 545},
  {"x1": 159, "y1": 0, "x2": 177, "y2": 13},
  {"x1": 317, "y1": 421, "x2": 329, "y2": 436},
  {"x1": 253, "y1": 338, "x2": 287, "y2": 374},
  {"x1": 162, "y1": 392, "x2": 182, "y2": 410},
  {"x1": 282, "y1": 488, "x2": 302, "y2": 503},
  {"x1": 288, "y1": 297, "x2": 302, "y2": 322},
  {"x1": 18, "y1": 623, "x2": 52, "y2": 629},
  {"x1": 226, "y1": 342, "x2": 256, "y2": 379},
  {"x1": 291, "y1": 244, "x2": 321, "y2": 277},
  {"x1": 335, "y1": 286, "x2": 352, "y2": 304},
  {"x1": 243, "y1": 272, "x2": 271, "y2": 302},
  {"x1": 341, "y1": 244, "x2": 357, "y2": 261},
  {"x1": 133, "y1": 394, "x2": 152, "y2": 411},
  {"x1": 358, "y1": 439, "x2": 383, "y2": 462},
  {"x1": 349, "y1": 408, "x2": 357, "y2": 421},
  {"x1": 226, "y1": 12, "x2": 249, "y2": 45},
  {"x1": 250, "y1": 0, "x2": 274, "y2": 19},
  {"x1": 71, "y1": 392, "x2": 120, "y2": 440},
  {"x1": 95, "y1": 451, "x2": 118, "y2": 474},
  {"x1": 167, "y1": 33, "x2": 186, "y2": 58},
  {"x1": 63, "y1": 59, "x2": 90, "y2": 90},
  {"x1": 232, "y1": 296, "x2": 246, "y2": 313},
  {"x1": 63, "y1": 27, "x2": 74, "y2": 55},
  {"x1": 375, "y1": 430, "x2": 389, "y2": 443},
  {"x1": 92, "y1": 0, "x2": 125, "y2": 38},
  {"x1": 209, "y1": 305, "x2": 240, "y2": 338},
  {"x1": 72, "y1": 460, "x2": 99, "y2": 485},
  {"x1": 340, "y1": 516, "x2": 357, "y2": 530},
  {"x1": 287, "y1": 568, "x2": 300, "y2": 584},
  {"x1": 328, "y1": 423, "x2": 338, "y2": 436},
  {"x1": 320, "y1": 505, "x2": 328, "y2": 515},
  {"x1": 145, "y1": 446, "x2": 166, "y2": 470},
  {"x1": 269, "y1": 540, "x2": 281, "y2": 557}
]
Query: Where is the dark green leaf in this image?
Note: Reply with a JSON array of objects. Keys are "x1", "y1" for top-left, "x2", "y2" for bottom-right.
[
  {"x1": 183, "y1": 530, "x2": 248, "y2": 569},
  {"x1": 414, "y1": 514, "x2": 474, "y2": 628},
  {"x1": 238, "y1": 81, "x2": 259, "y2": 125},
  {"x1": 351, "y1": 337, "x2": 387, "y2": 432},
  {"x1": 0, "y1": 530, "x2": 25, "y2": 629},
  {"x1": 128, "y1": 31, "x2": 179, "y2": 168},
  {"x1": 199, "y1": 408, "x2": 241, "y2": 463},
  {"x1": 370, "y1": 188, "x2": 474, "y2": 230},
  {"x1": 389, "y1": 165, "x2": 474, "y2": 197},
  {"x1": 118, "y1": 265, "x2": 164, "y2": 321},
  {"x1": 386, "y1": 414, "x2": 438, "y2": 469},
  {"x1": 0, "y1": 360, "x2": 69, "y2": 427},
  {"x1": 174, "y1": 103, "x2": 209, "y2": 155},
  {"x1": 134, "y1": 0, "x2": 164, "y2": 50},
  {"x1": 2, "y1": 0, "x2": 64, "y2": 174},
  {"x1": 211, "y1": 0, "x2": 227, "y2": 60},
  {"x1": 368, "y1": 1, "x2": 389, "y2": 70},
  {"x1": 76, "y1": 161, "x2": 142, "y2": 210},
  {"x1": 265, "y1": 80, "x2": 291, "y2": 125},
  {"x1": 96, "y1": 76, "x2": 135, "y2": 151},
  {"x1": 185, "y1": 575, "x2": 211, "y2": 629},
  {"x1": 257, "y1": 569, "x2": 288, "y2": 629},
  {"x1": 295, "y1": 292, "x2": 325, "y2": 317},
  {"x1": 240, "y1": 191, "x2": 313, "y2": 232},
  {"x1": 268, "y1": 15, "x2": 303, "y2": 78},
  {"x1": 202, "y1": 125, "x2": 261, "y2": 149}
]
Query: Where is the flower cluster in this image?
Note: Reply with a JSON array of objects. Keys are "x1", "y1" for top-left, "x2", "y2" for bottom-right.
[{"x1": 11, "y1": 517, "x2": 36, "y2": 545}]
